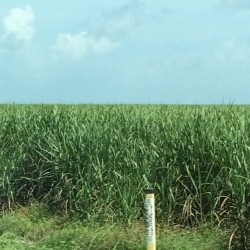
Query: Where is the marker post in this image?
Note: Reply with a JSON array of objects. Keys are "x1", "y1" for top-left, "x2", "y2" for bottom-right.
[{"x1": 145, "y1": 188, "x2": 156, "y2": 250}]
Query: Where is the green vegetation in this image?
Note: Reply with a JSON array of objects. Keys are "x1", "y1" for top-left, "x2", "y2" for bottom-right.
[
  {"x1": 0, "y1": 104, "x2": 249, "y2": 248},
  {"x1": 0, "y1": 204, "x2": 227, "y2": 249}
]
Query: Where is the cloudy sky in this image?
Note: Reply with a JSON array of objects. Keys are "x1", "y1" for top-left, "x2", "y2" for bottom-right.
[{"x1": 0, "y1": 0, "x2": 250, "y2": 104}]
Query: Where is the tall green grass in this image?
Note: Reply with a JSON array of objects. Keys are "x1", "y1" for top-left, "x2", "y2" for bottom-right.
[{"x1": 0, "y1": 104, "x2": 249, "y2": 248}]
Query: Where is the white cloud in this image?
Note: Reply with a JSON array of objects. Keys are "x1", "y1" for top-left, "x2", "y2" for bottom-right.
[
  {"x1": 104, "y1": 16, "x2": 137, "y2": 37},
  {"x1": 3, "y1": 6, "x2": 35, "y2": 41},
  {"x1": 172, "y1": 58, "x2": 202, "y2": 70},
  {"x1": 103, "y1": 0, "x2": 144, "y2": 37},
  {"x1": 79, "y1": 0, "x2": 144, "y2": 39},
  {"x1": 216, "y1": 40, "x2": 250, "y2": 62},
  {"x1": 53, "y1": 32, "x2": 118, "y2": 60},
  {"x1": 92, "y1": 36, "x2": 118, "y2": 54},
  {"x1": 215, "y1": 0, "x2": 250, "y2": 11}
]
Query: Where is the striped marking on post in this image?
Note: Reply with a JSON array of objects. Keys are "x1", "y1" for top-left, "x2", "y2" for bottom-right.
[{"x1": 145, "y1": 188, "x2": 156, "y2": 250}]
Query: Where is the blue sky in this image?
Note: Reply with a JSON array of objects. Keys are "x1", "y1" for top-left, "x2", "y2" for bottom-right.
[{"x1": 0, "y1": 0, "x2": 250, "y2": 104}]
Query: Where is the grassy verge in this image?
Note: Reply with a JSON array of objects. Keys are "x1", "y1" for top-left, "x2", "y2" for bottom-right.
[
  {"x1": 1, "y1": 104, "x2": 247, "y2": 248},
  {"x1": 0, "y1": 204, "x2": 229, "y2": 250}
]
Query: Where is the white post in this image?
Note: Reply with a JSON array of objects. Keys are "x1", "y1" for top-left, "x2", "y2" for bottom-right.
[{"x1": 145, "y1": 188, "x2": 156, "y2": 250}]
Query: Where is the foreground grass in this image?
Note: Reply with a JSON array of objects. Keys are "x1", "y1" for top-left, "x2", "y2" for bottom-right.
[{"x1": 0, "y1": 205, "x2": 229, "y2": 250}]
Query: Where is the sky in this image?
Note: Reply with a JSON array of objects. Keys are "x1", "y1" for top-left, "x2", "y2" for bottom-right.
[{"x1": 0, "y1": 0, "x2": 250, "y2": 104}]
